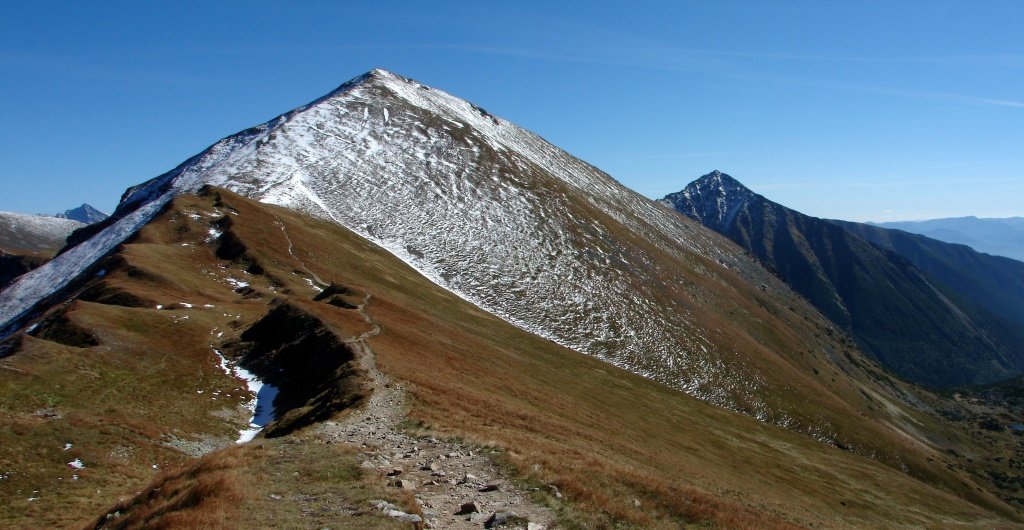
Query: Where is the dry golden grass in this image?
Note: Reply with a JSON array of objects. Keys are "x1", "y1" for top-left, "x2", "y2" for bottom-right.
[
  {"x1": 85, "y1": 438, "x2": 409, "y2": 530},
  {"x1": 1, "y1": 188, "x2": 1020, "y2": 528},
  {"x1": 85, "y1": 448, "x2": 245, "y2": 530},
  {"x1": 226, "y1": 190, "x2": 1017, "y2": 528}
]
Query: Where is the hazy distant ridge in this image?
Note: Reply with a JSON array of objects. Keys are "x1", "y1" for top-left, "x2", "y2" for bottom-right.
[{"x1": 873, "y1": 217, "x2": 1024, "y2": 262}]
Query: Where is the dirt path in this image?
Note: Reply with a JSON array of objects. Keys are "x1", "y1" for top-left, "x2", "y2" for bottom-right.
[
  {"x1": 276, "y1": 217, "x2": 328, "y2": 287},
  {"x1": 272, "y1": 219, "x2": 555, "y2": 528},
  {"x1": 316, "y1": 293, "x2": 556, "y2": 529}
]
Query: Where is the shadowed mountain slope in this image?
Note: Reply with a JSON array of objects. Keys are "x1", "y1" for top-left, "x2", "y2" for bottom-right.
[
  {"x1": 834, "y1": 220, "x2": 1024, "y2": 348},
  {"x1": 661, "y1": 171, "x2": 1024, "y2": 388}
]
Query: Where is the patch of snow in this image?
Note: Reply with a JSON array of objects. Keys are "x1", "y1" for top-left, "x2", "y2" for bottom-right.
[
  {"x1": 225, "y1": 278, "x2": 249, "y2": 290},
  {"x1": 212, "y1": 349, "x2": 279, "y2": 443},
  {"x1": 303, "y1": 277, "x2": 323, "y2": 292}
]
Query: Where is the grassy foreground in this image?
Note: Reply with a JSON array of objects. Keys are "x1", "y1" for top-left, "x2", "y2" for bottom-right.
[{"x1": 0, "y1": 188, "x2": 1019, "y2": 528}]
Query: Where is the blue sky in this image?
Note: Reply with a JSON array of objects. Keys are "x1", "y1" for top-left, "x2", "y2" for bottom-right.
[{"x1": 1, "y1": 1, "x2": 1021, "y2": 221}]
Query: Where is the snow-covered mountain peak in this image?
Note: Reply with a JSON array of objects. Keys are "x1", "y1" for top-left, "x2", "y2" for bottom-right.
[
  {"x1": 659, "y1": 171, "x2": 757, "y2": 229},
  {"x1": 56, "y1": 203, "x2": 108, "y2": 224},
  {"x1": 1, "y1": 70, "x2": 814, "y2": 428}
]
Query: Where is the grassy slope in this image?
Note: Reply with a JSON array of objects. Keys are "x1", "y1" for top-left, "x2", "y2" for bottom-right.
[
  {"x1": 0, "y1": 189, "x2": 1019, "y2": 528},
  {"x1": 211, "y1": 189, "x2": 1017, "y2": 527}
]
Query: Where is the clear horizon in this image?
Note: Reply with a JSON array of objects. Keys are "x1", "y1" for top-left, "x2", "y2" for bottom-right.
[{"x1": 1, "y1": 1, "x2": 1021, "y2": 222}]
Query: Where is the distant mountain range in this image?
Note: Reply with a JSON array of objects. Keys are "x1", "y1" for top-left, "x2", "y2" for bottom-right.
[
  {"x1": 0, "y1": 204, "x2": 107, "y2": 290},
  {"x1": 873, "y1": 217, "x2": 1024, "y2": 262},
  {"x1": 662, "y1": 171, "x2": 1024, "y2": 388},
  {"x1": 0, "y1": 211, "x2": 84, "y2": 253}
]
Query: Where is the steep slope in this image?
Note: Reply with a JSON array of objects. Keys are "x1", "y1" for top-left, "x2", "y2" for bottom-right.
[
  {"x1": 0, "y1": 70, "x2": 905, "y2": 432},
  {"x1": 0, "y1": 251, "x2": 49, "y2": 291},
  {"x1": 875, "y1": 216, "x2": 1024, "y2": 262},
  {"x1": 1, "y1": 190, "x2": 1018, "y2": 528},
  {"x1": 662, "y1": 171, "x2": 1024, "y2": 387},
  {"x1": 0, "y1": 211, "x2": 84, "y2": 253},
  {"x1": 834, "y1": 220, "x2": 1024, "y2": 348},
  {"x1": 57, "y1": 203, "x2": 109, "y2": 225}
]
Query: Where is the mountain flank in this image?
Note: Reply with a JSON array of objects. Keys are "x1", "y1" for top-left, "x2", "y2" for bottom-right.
[
  {"x1": 2, "y1": 189, "x2": 1019, "y2": 528},
  {"x1": 834, "y1": 219, "x2": 1024, "y2": 346},
  {"x1": 661, "y1": 171, "x2": 1024, "y2": 388},
  {"x1": 0, "y1": 69, "x2": 940, "y2": 444},
  {"x1": 1, "y1": 71, "x2": 1022, "y2": 526},
  {"x1": 0, "y1": 211, "x2": 84, "y2": 254}
]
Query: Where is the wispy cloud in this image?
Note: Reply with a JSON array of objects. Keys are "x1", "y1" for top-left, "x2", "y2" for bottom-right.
[
  {"x1": 414, "y1": 42, "x2": 1024, "y2": 110},
  {"x1": 619, "y1": 151, "x2": 724, "y2": 160},
  {"x1": 846, "y1": 85, "x2": 1024, "y2": 109}
]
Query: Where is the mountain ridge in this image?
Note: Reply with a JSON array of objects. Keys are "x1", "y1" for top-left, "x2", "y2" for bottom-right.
[
  {"x1": 1, "y1": 70, "x2": 1023, "y2": 526},
  {"x1": 0, "y1": 68, "x2": 948, "y2": 451},
  {"x1": 872, "y1": 216, "x2": 1024, "y2": 262},
  {"x1": 661, "y1": 171, "x2": 1024, "y2": 388}
]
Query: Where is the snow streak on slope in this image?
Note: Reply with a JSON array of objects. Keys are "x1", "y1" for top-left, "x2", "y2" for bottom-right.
[
  {"x1": 0, "y1": 123, "x2": 270, "y2": 332},
  {"x1": 0, "y1": 71, "x2": 789, "y2": 420},
  {"x1": 0, "y1": 201, "x2": 166, "y2": 334}
]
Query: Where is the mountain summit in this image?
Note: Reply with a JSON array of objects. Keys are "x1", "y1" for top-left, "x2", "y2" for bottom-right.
[
  {"x1": 56, "y1": 203, "x2": 108, "y2": 224},
  {"x1": 661, "y1": 170, "x2": 758, "y2": 229},
  {"x1": 0, "y1": 69, "x2": 932, "y2": 435},
  {"x1": 662, "y1": 172, "x2": 1024, "y2": 387}
]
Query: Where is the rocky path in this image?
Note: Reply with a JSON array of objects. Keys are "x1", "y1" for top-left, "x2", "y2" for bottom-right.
[{"x1": 316, "y1": 292, "x2": 556, "y2": 529}]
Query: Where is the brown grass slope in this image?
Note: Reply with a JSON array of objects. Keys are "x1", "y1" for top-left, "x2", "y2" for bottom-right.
[{"x1": 0, "y1": 188, "x2": 1019, "y2": 528}]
